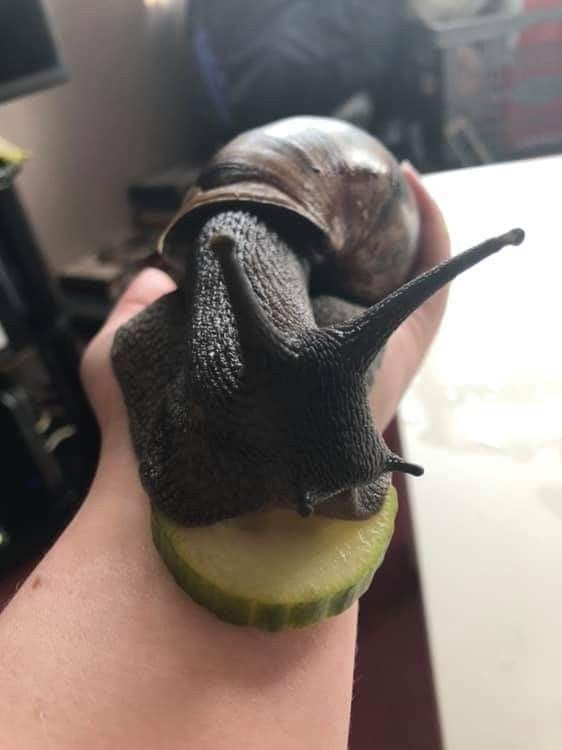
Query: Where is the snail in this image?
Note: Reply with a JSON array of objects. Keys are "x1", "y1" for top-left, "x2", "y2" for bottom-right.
[{"x1": 112, "y1": 116, "x2": 523, "y2": 526}]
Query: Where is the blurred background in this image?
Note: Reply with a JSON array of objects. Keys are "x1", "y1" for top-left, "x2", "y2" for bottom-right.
[{"x1": 1, "y1": 2, "x2": 561, "y2": 747}]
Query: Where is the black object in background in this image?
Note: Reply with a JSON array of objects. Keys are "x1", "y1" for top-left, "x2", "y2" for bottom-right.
[
  {"x1": 0, "y1": 374, "x2": 82, "y2": 571},
  {"x1": 186, "y1": 0, "x2": 406, "y2": 150},
  {"x1": 0, "y1": 169, "x2": 99, "y2": 572},
  {"x1": 0, "y1": 0, "x2": 66, "y2": 104},
  {"x1": 0, "y1": 0, "x2": 98, "y2": 571},
  {"x1": 186, "y1": 0, "x2": 562, "y2": 170},
  {"x1": 0, "y1": 177, "x2": 98, "y2": 455}
]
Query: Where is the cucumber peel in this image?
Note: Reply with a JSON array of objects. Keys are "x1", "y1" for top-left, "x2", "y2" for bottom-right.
[{"x1": 152, "y1": 486, "x2": 397, "y2": 631}]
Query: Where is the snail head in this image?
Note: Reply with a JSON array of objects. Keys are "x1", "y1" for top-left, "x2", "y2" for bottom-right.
[{"x1": 209, "y1": 227, "x2": 524, "y2": 519}]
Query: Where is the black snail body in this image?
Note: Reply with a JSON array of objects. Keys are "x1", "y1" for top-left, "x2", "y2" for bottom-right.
[{"x1": 112, "y1": 117, "x2": 524, "y2": 526}]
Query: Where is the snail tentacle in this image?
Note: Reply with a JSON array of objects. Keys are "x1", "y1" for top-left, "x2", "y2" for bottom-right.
[
  {"x1": 333, "y1": 228, "x2": 525, "y2": 369},
  {"x1": 211, "y1": 232, "x2": 300, "y2": 367},
  {"x1": 386, "y1": 456, "x2": 425, "y2": 477}
]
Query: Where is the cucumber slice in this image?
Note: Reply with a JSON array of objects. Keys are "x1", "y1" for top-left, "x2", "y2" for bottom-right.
[{"x1": 152, "y1": 486, "x2": 397, "y2": 631}]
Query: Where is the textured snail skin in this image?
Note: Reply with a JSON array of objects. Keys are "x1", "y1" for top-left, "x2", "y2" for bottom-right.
[{"x1": 112, "y1": 117, "x2": 524, "y2": 526}]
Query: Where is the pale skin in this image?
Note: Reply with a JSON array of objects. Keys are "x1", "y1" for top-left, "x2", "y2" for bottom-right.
[{"x1": 0, "y1": 165, "x2": 449, "y2": 750}]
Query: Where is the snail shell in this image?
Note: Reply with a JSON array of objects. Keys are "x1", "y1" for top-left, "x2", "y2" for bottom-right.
[{"x1": 160, "y1": 117, "x2": 420, "y2": 305}]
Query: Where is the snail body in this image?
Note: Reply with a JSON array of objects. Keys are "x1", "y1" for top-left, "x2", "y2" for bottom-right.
[{"x1": 112, "y1": 117, "x2": 523, "y2": 526}]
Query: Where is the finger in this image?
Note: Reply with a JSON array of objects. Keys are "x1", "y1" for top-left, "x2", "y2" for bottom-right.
[
  {"x1": 104, "y1": 268, "x2": 177, "y2": 335},
  {"x1": 370, "y1": 165, "x2": 452, "y2": 430},
  {"x1": 401, "y1": 161, "x2": 451, "y2": 273}
]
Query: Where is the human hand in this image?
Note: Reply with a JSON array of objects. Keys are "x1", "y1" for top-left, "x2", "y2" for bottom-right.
[
  {"x1": 370, "y1": 162, "x2": 451, "y2": 431},
  {"x1": 80, "y1": 267, "x2": 176, "y2": 456},
  {"x1": 1, "y1": 271, "x2": 357, "y2": 750},
  {"x1": 0, "y1": 170, "x2": 450, "y2": 750}
]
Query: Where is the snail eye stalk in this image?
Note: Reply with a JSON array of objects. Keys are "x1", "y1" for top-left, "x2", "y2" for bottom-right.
[
  {"x1": 334, "y1": 228, "x2": 525, "y2": 370},
  {"x1": 212, "y1": 232, "x2": 297, "y2": 365},
  {"x1": 386, "y1": 457, "x2": 425, "y2": 477}
]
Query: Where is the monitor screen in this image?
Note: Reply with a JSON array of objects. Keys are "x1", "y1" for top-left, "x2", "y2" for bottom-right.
[{"x1": 0, "y1": 0, "x2": 66, "y2": 104}]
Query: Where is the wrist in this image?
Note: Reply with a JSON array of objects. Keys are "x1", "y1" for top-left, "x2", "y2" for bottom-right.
[
  {"x1": 85, "y1": 430, "x2": 146, "y2": 518},
  {"x1": 98, "y1": 428, "x2": 137, "y2": 473}
]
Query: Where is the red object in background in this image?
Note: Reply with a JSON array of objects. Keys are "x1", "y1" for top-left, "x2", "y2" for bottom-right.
[{"x1": 504, "y1": 0, "x2": 562, "y2": 150}]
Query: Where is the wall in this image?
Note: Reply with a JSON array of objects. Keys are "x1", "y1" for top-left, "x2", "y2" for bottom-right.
[{"x1": 0, "y1": 0, "x2": 192, "y2": 268}]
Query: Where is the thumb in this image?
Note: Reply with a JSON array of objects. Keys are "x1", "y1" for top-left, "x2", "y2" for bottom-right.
[
  {"x1": 103, "y1": 268, "x2": 177, "y2": 337},
  {"x1": 80, "y1": 268, "x2": 177, "y2": 434}
]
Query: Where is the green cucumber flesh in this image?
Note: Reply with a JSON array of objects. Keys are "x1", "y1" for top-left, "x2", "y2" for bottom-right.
[{"x1": 152, "y1": 486, "x2": 397, "y2": 631}]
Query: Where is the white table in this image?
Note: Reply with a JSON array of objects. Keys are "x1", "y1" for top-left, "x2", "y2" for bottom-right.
[{"x1": 400, "y1": 155, "x2": 562, "y2": 750}]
